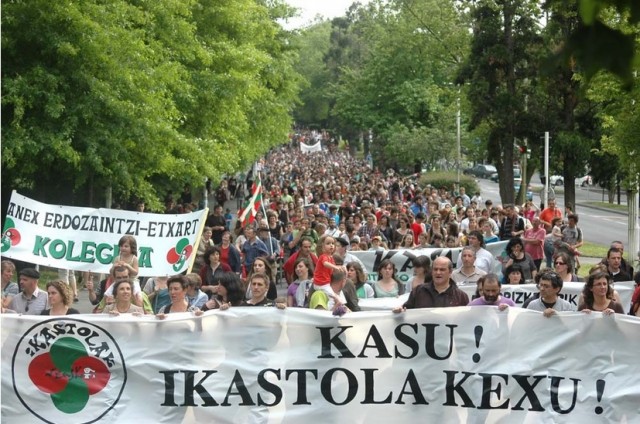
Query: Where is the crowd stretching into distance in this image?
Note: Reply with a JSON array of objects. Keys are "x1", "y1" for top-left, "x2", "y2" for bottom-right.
[{"x1": 2, "y1": 135, "x2": 639, "y2": 318}]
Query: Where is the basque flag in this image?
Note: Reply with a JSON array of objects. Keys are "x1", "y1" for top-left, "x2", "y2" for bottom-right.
[{"x1": 237, "y1": 175, "x2": 262, "y2": 226}]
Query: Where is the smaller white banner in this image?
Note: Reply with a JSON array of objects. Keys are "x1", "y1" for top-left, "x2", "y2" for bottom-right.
[
  {"x1": 300, "y1": 141, "x2": 322, "y2": 154},
  {"x1": 1, "y1": 191, "x2": 207, "y2": 276}
]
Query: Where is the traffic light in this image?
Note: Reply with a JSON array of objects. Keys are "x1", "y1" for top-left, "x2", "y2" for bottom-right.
[{"x1": 518, "y1": 145, "x2": 527, "y2": 154}]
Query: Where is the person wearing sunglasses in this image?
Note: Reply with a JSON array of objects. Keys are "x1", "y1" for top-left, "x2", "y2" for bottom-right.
[{"x1": 553, "y1": 252, "x2": 582, "y2": 282}]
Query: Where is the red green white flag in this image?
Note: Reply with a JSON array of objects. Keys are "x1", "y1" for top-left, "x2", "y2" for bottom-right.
[{"x1": 238, "y1": 175, "x2": 262, "y2": 226}]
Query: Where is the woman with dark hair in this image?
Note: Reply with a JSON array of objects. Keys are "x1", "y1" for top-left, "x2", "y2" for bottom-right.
[
  {"x1": 199, "y1": 246, "x2": 232, "y2": 299},
  {"x1": 393, "y1": 216, "x2": 412, "y2": 248},
  {"x1": 399, "y1": 233, "x2": 415, "y2": 249},
  {"x1": 372, "y1": 259, "x2": 404, "y2": 298},
  {"x1": 202, "y1": 272, "x2": 246, "y2": 311},
  {"x1": 41, "y1": 280, "x2": 80, "y2": 316},
  {"x1": 377, "y1": 215, "x2": 393, "y2": 246},
  {"x1": 156, "y1": 275, "x2": 203, "y2": 319},
  {"x1": 553, "y1": 252, "x2": 582, "y2": 282},
  {"x1": 579, "y1": 271, "x2": 624, "y2": 315},
  {"x1": 503, "y1": 237, "x2": 537, "y2": 281},
  {"x1": 102, "y1": 279, "x2": 143, "y2": 315},
  {"x1": 426, "y1": 215, "x2": 447, "y2": 245},
  {"x1": 346, "y1": 261, "x2": 374, "y2": 299},
  {"x1": 407, "y1": 255, "x2": 432, "y2": 291},
  {"x1": 245, "y1": 257, "x2": 278, "y2": 300},
  {"x1": 288, "y1": 257, "x2": 314, "y2": 307},
  {"x1": 219, "y1": 231, "x2": 242, "y2": 274},
  {"x1": 505, "y1": 264, "x2": 525, "y2": 285}
]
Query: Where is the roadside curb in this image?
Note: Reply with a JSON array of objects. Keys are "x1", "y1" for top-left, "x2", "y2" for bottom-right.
[{"x1": 576, "y1": 202, "x2": 629, "y2": 217}]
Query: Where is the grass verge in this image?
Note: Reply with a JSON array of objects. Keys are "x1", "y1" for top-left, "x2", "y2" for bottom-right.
[
  {"x1": 583, "y1": 202, "x2": 629, "y2": 212},
  {"x1": 580, "y1": 241, "x2": 608, "y2": 259}
]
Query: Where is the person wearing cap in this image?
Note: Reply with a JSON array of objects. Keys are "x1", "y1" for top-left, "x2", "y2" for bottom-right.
[
  {"x1": 369, "y1": 235, "x2": 385, "y2": 251},
  {"x1": 349, "y1": 235, "x2": 361, "y2": 250},
  {"x1": 7, "y1": 268, "x2": 48, "y2": 315}
]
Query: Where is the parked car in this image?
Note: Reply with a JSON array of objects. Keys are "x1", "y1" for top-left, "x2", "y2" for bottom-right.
[
  {"x1": 490, "y1": 168, "x2": 520, "y2": 183},
  {"x1": 463, "y1": 164, "x2": 497, "y2": 179},
  {"x1": 549, "y1": 175, "x2": 592, "y2": 187},
  {"x1": 549, "y1": 175, "x2": 564, "y2": 186},
  {"x1": 575, "y1": 175, "x2": 592, "y2": 187}
]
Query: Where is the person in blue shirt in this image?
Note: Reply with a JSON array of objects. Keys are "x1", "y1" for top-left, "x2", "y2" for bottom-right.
[{"x1": 241, "y1": 227, "x2": 269, "y2": 275}]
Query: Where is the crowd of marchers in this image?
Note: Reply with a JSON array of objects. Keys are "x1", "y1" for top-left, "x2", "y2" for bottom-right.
[{"x1": 2, "y1": 140, "x2": 639, "y2": 317}]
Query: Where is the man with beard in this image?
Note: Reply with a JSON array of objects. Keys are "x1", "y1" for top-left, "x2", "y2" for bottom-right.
[{"x1": 468, "y1": 274, "x2": 515, "y2": 309}]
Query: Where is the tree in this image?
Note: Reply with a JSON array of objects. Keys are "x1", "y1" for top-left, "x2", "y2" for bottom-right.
[
  {"x1": 458, "y1": 0, "x2": 544, "y2": 204},
  {"x1": 292, "y1": 21, "x2": 333, "y2": 129},
  {"x1": 326, "y1": 0, "x2": 470, "y2": 161},
  {"x1": 1, "y1": 0, "x2": 301, "y2": 212}
]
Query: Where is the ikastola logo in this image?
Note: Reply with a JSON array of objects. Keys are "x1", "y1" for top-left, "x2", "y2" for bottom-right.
[{"x1": 12, "y1": 318, "x2": 127, "y2": 423}]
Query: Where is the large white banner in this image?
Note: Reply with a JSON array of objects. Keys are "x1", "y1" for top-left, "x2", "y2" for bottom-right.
[
  {"x1": 2, "y1": 309, "x2": 639, "y2": 423},
  {"x1": 1, "y1": 191, "x2": 208, "y2": 276},
  {"x1": 351, "y1": 242, "x2": 507, "y2": 283},
  {"x1": 359, "y1": 281, "x2": 636, "y2": 312}
]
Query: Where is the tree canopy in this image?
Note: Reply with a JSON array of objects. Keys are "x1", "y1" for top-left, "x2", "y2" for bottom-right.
[
  {"x1": 2, "y1": 0, "x2": 638, "y2": 211},
  {"x1": 2, "y1": 0, "x2": 300, "y2": 211}
]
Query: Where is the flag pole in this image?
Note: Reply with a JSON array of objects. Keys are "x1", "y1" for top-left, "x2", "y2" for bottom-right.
[{"x1": 258, "y1": 170, "x2": 274, "y2": 257}]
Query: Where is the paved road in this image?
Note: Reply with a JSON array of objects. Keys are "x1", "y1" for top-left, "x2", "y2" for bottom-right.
[{"x1": 476, "y1": 178, "x2": 632, "y2": 247}]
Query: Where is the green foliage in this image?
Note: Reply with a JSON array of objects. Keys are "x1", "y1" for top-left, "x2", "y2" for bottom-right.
[
  {"x1": 588, "y1": 67, "x2": 640, "y2": 188},
  {"x1": 1, "y1": 0, "x2": 301, "y2": 210},
  {"x1": 418, "y1": 172, "x2": 479, "y2": 195},
  {"x1": 382, "y1": 123, "x2": 455, "y2": 172},
  {"x1": 322, "y1": 0, "x2": 471, "y2": 162},
  {"x1": 293, "y1": 21, "x2": 333, "y2": 128},
  {"x1": 548, "y1": 0, "x2": 640, "y2": 87},
  {"x1": 458, "y1": 0, "x2": 544, "y2": 204}
]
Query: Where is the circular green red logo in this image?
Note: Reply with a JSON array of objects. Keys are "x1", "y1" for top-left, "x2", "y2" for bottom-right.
[
  {"x1": 166, "y1": 237, "x2": 193, "y2": 272},
  {"x1": 12, "y1": 319, "x2": 126, "y2": 423},
  {"x1": 2, "y1": 217, "x2": 21, "y2": 253}
]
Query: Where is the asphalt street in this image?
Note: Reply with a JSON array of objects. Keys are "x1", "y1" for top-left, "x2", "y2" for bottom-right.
[{"x1": 475, "y1": 177, "x2": 632, "y2": 247}]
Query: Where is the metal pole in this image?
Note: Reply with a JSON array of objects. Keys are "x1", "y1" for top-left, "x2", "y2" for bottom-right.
[
  {"x1": 629, "y1": 167, "x2": 639, "y2": 272},
  {"x1": 521, "y1": 138, "x2": 527, "y2": 205},
  {"x1": 456, "y1": 90, "x2": 461, "y2": 184},
  {"x1": 203, "y1": 178, "x2": 209, "y2": 211},
  {"x1": 543, "y1": 132, "x2": 550, "y2": 206}
]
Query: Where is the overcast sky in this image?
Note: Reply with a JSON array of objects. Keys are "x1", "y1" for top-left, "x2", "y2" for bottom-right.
[{"x1": 283, "y1": 0, "x2": 371, "y2": 29}]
